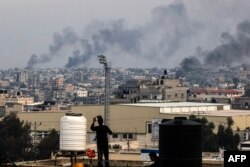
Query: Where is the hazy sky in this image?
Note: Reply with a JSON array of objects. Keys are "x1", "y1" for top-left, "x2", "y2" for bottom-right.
[{"x1": 1, "y1": 0, "x2": 250, "y2": 69}]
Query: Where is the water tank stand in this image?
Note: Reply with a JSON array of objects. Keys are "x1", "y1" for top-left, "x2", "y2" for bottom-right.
[{"x1": 54, "y1": 151, "x2": 85, "y2": 167}]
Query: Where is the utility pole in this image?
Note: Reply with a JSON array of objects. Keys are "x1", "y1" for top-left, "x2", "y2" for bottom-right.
[{"x1": 98, "y1": 55, "x2": 111, "y2": 126}]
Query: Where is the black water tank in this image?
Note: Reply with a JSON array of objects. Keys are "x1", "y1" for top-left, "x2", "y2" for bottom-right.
[{"x1": 159, "y1": 118, "x2": 202, "y2": 167}]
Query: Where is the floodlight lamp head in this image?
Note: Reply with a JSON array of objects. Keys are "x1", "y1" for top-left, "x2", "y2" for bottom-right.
[
  {"x1": 98, "y1": 55, "x2": 105, "y2": 60},
  {"x1": 99, "y1": 60, "x2": 106, "y2": 64}
]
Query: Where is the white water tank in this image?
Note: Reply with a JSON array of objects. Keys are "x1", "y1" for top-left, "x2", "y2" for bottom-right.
[{"x1": 60, "y1": 113, "x2": 87, "y2": 151}]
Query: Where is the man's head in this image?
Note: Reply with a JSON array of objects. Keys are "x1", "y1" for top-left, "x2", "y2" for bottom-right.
[
  {"x1": 97, "y1": 116, "x2": 103, "y2": 125},
  {"x1": 149, "y1": 152, "x2": 158, "y2": 161}
]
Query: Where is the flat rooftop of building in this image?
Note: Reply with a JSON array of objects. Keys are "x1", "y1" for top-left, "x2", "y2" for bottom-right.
[
  {"x1": 200, "y1": 110, "x2": 250, "y2": 117},
  {"x1": 121, "y1": 102, "x2": 250, "y2": 117},
  {"x1": 121, "y1": 102, "x2": 228, "y2": 108}
]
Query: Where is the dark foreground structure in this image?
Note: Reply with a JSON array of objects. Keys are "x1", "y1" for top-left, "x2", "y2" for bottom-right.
[
  {"x1": 14, "y1": 158, "x2": 223, "y2": 167},
  {"x1": 159, "y1": 117, "x2": 202, "y2": 167}
]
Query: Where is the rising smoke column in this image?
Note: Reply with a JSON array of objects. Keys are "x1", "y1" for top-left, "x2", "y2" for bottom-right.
[
  {"x1": 204, "y1": 20, "x2": 250, "y2": 67},
  {"x1": 65, "y1": 20, "x2": 143, "y2": 68},
  {"x1": 179, "y1": 20, "x2": 250, "y2": 71},
  {"x1": 26, "y1": 27, "x2": 79, "y2": 68},
  {"x1": 25, "y1": 1, "x2": 250, "y2": 69},
  {"x1": 26, "y1": 20, "x2": 143, "y2": 68},
  {"x1": 179, "y1": 56, "x2": 202, "y2": 71},
  {"x1": 27, "y1": 54, "x2": 50, "y2": 69},
  {"x1": 65, "y1": 40, "x2": 94, "y2": 68},
  {"x1": 65, "y1": 1, "x2": 195, "y2": 67},
  {"x1": 147, "y1": 2, "x2": 194, "y2": 58},
  {"x1": 26, "y1": 1, "x2": 198, "y2": 68}
]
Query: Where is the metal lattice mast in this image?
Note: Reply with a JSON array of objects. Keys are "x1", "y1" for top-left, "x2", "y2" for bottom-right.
[
  {"x1": 98, "y1": 55, "x2": 111, "y2": 126},
  {"x1": 105, "y1": 63, "x2": 111, "y2": 126}
]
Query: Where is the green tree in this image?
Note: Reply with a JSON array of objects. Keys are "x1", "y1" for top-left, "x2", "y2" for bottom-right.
[
  {"x1": 217, "y1": 117, "x2": 240, "y2": 150},
  {"x1": 0, "y1": 113, "x2": 32, "y2": 162},
  {"x1": 217, "y1": 124, "x2": 225, "y2": 148},
  {"x1": 227, "y1": 117, "x2": 234, "y2": 127},
  {"x1": 201, "y1": 118, "x2": 218, "y2": 151},
  {"x1": 189, "y1": 115, "x2": 218, "y2": 152},
  {"x1": 189, "y1": 115, "x2": 240, "y2": 151},
  {"x1": 36, "y1": 129, "x2": 59, "y2": 160},
  {"x1": 233, "y1": 133, "x2": 241, "y2": 150}
]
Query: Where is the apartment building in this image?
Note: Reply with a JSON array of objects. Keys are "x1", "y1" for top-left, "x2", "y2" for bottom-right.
[
  {"x1": 117, "y1": 70, "x2": 188, "y2": 103},
  {"x1": 0, "y1": 89, "x2": 8, "y2": 106}
]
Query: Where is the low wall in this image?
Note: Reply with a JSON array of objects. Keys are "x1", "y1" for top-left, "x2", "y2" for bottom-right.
[{"x1": 16, "y1": 159, "x2": 223, "y2": 167}]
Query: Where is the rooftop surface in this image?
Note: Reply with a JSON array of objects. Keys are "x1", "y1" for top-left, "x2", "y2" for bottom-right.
[
  {"x1": 121, "y1": 102, "x2": 228, "y2": 108},
  {"x1": 121, "y1": 102, "x2": 250, "y2": 117},
  {"x1": 202, "y1": 110, "x2": 250, "y2": 117}
]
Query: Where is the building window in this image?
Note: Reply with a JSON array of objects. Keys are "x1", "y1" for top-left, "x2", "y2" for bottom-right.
[
  {"x1": 147, "y1": 123, "x2": 152, "y2": 134},
  {"x1": 175, "y1": 93, "x2": 178, "y2": 98},
  {"x1": 181, "y1": 93, "x2": 184, "y2": 98},
  {"x1": 112, "y1": 133, "x2": 118, "y2": 138},
  {"x1": 123, "y1": 133, "x2": 127, "y2": 139},
  {"x1": 122, "y1": 133, "x2": 133, "y2": 139},
  {"x1": 160, "y1": 80, "x2": 164, "y2": 85}
]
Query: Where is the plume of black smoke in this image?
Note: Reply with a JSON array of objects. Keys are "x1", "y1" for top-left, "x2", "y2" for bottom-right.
[
  {"x1": 49, "y1": 28, "x2": 79, "y2": 55},
  {"x1": 27, "y1": 54, "x2": 51, "y2": 69},
  {"x1": 179, "y1": 20, "x2": 250, "y2": 71},
  {"x1": 149, "y1": 2, "x2": 193, "y2": 57},
  {"x1": 26, "y1": 1, "x2": 250, "y2": 69},
  {"x1": 204, "y1": 20, "x2": 250, "y2": 67},
  {"x1": 26, "y1": 1, "x2": 196, "y2": 68},
  {"x1": 65, "y1": 20, "x2": 142, "y2": 68},
  {"x1": 65, "y1": 40, "x2": 93, "y2": 68},
  {"x1": 26, "y1": 27, "x2": 79, "y2": 68},
  {"x1": 98, "y1": 20, "x2": 142, "y2": 54},
  {"x1": 180, "y1": 56, "x2": 202, "y2": 71}
]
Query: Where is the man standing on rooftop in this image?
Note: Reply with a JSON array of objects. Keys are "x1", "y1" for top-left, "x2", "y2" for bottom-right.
[{"x1": 91, "y1": 116, "x2": 112, "y2": 167}]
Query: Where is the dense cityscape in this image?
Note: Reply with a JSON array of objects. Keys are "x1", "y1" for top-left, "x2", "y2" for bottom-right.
[
  {"x1": 0, "y1": 64, "x2": 249, "y2": 104},
  {"x1": 0, "y1": 64, "x2": 250, "y2": 107},
  {"x1": 1, "y1": 64, "x2": 250, "y2": 166},
  {"x1": 2, "y1": 0, "x2": 250, "y2": 166}
]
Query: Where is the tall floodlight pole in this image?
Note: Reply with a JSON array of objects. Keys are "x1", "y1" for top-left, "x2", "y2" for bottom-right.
[{"x1": 98, "y1": 55, "x2": 111, "y2": 126}]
